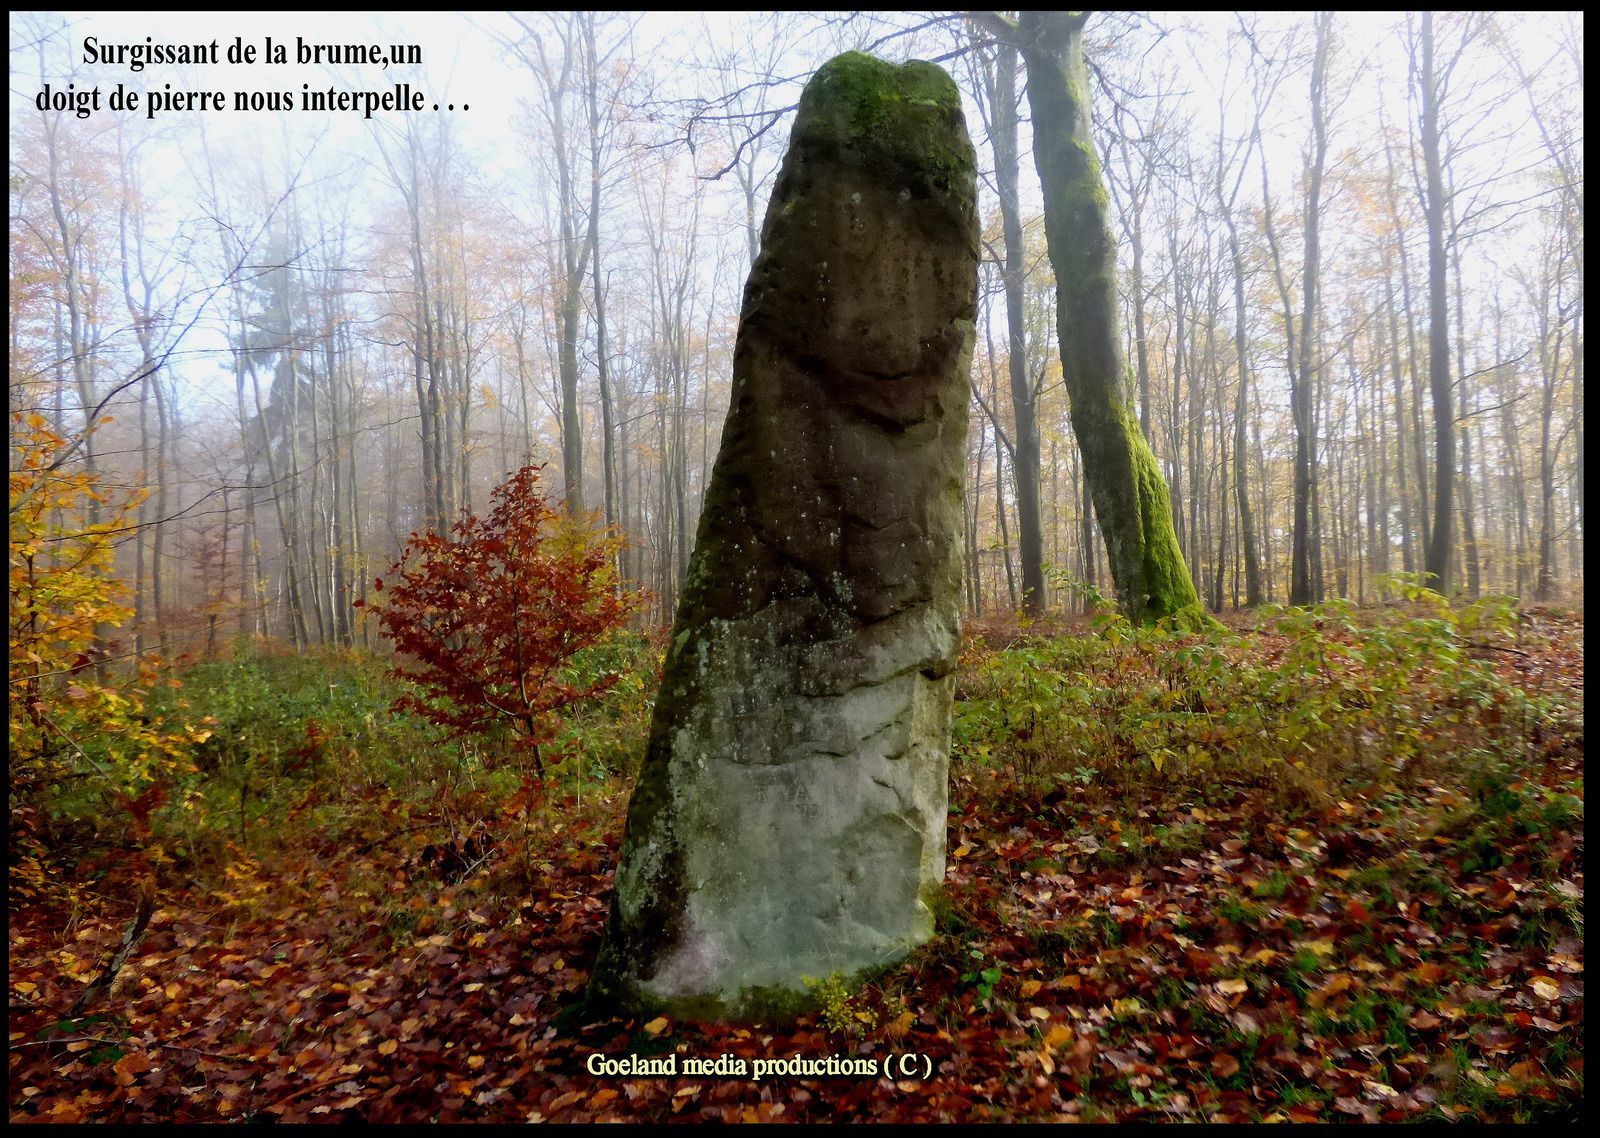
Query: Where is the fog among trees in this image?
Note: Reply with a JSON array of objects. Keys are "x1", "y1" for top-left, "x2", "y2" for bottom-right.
[{"x1": 11, "y1": 9, "x2": 1583, "y2": 649}]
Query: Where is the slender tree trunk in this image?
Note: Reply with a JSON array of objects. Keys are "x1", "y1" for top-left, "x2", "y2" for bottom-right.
[
  {"x1": 969, "y1": 418, "x2": 987, "y2": 616},
  {"x1": 995, "y1": 439, "x2": 1018, "y2": 610},
  {"x1": 988, "y1": 39, "x2": 1046, "y2": 613},
  {"x1": 1224, "y1": 214, "x2": 1263, "y2": 606},
  {"x1": 1290, "y1": 11, "x2": 1331, "y2": 606},
  {"x1": 1418, "y1": 11, "x2": 1455, "y2": 591},
  {"x1": 1450, "y1": 246, "x2": 1481, "y2": 598},
  {"x1": 151, "y1": 372, "x2": 171, "y2": 655},
  {"x1": 583, "y1": 14, "x2": 618, "y2": 544},
  {"x1": 1380, "y1": 266, "x2": 1417, "y2": 575}
]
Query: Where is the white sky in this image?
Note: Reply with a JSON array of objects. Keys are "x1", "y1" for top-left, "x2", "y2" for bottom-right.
[{"x1": 9, "y1": 10, "x2": 1582, "y2": 424}]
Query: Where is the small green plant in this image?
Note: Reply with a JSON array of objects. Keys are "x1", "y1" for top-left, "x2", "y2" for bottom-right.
[
  {"x1": 959, "y1": 953, "x2": 1003, "y2": 1006},
  {"x1": 1252, "y1": 871, "x2": 1292, "y2": 901},
  {"x1": 803, "y1": 972, "x2": 875, "y2": 1035},
  {"x1": 1218, "y1": 896, "x2": 1265, "y2": 926},
  {"x1": 1152, "y1": 976, "x2": 1190, "y2": 1009}
]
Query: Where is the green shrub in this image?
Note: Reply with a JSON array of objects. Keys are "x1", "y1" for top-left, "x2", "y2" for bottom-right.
[
  {"x1": 951, "y1": 581, "x2": 1574, "y2": 807},
  {"x1": 136, "y1": 637, "x2": 659, "y2": 871}
]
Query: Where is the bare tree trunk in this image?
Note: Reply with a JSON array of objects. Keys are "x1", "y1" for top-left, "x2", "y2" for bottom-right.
[
  {"x1": 1223, "y1": 219, "x2": 1263, "y2": 607},
  {"x1": 582, "y1": 13, "x2": 618, "y2": 544},
  {"x1": 1290, "y1": 11, "x2": 1332, "y2": 605},
  {"x1": 968, "y1": 416, "x2": 987, "y2": 617},
  {"x1": 984, "y1": 37, "x2": 1046, "y2": 613},
  {"x1": 513, "y1": 15, "x2": 593, "y2": 518},
  {"x1": 1418, "y1": 11, "x2": 1455, "y2": 592}
]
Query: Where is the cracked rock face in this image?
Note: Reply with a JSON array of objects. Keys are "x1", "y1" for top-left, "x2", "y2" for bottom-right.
[{"x1": 590, "y1": 51, "x2": 978, "y2": 1020}]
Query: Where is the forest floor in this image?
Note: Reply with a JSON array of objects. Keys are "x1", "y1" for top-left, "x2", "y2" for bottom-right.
[{"x1": 7, "y1": 605, "x2": 1584, "y2": 1123}]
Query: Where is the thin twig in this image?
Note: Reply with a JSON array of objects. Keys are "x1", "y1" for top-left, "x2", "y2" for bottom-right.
[
  {"x1": 268, "y1": 1075, "x2": 351, "y2": 1112},
  {"x1": 67, "y1": 888, "x2": 154, "y2": 1017},
  {"x1": 10, "y1": 1035, "x2": 250, "y2": 1063},
  {"x1": 346, "y1": 820, "x2": 440, "y2": 859}
]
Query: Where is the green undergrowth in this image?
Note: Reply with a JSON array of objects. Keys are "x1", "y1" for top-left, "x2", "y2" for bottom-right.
[
  {"x1": 53, "y1": 631, "x2": 663, "y2": 885},
  {"x1": 9, "y1": 584, "x2": 1582, "y2": 1122},
  {"x1": 952, "y1": 578, "x2": 1579, "y2": 812}
]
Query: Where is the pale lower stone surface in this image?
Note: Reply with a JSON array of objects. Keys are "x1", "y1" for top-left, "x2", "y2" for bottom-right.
[{"x1": 590, "y1": 51, "x2": 978, "y2": 1019}]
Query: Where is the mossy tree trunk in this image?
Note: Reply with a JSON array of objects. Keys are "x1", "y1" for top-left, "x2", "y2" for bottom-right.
[{"x1": 979, "y1": 10, "x2": 1203, "y2": 624}]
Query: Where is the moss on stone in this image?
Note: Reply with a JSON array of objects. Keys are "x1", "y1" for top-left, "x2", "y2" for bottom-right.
[
  {"x1": 789, "y1": 51, "x2": 975, "y2": 198},
  {"x1": 590, "y1": 48, "x2": 976, "y2": 1024},
  {"x1": 600, "y1": 959, "x2": 897, "y2": 1026}
]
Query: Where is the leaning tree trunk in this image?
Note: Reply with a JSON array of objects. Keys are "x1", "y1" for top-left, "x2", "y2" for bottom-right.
[{"x1": 1014, "y1": 11, "x2": 1203, "y2": 624}]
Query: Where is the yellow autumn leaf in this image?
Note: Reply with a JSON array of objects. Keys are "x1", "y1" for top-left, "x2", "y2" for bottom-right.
[
  {"x1": 1530, "y1": 977, "x2": 1561, "y2": 1001},
  {"x1": 1309, "y1": 974, "x2": 1352, "y2": 1008},
  {"x1": 1028, "y1": 1005, "x2": 1050, "y2": 1020},
  {"x1": 1217, "y1": 978, "x2": 1249, "y2": 995},
  {"x1": 378, "y1": 1039, "x2": 398, "y2": 1056},
  {"x1": 643, "y1": 1016, "x2": 671, "y2": 1036},
  {"x1": 885, "y1": 1011, "x2": 915, "y2": 1040},
  {"x1": 1020, "y1": 979, "x2": 1042, "y2": 998}
]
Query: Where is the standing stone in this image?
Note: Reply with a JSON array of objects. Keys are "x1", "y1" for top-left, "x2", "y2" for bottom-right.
[{"x1": 590, "y1": 51, "x2": 978, "y2": 1020}]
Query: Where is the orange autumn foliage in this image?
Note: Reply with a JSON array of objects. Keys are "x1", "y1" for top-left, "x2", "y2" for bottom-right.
[
  {"x1": 9, "y1": 413, "x2": 212, "y2": 899},
  {"x1": 358, "y1": 465, "x2": 642, "y2": 773}
]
